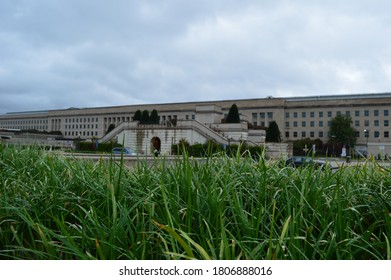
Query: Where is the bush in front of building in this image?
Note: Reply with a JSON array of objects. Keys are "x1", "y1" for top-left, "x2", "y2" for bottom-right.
[
  {"x1": 77, "y1": 141, "x2": 122, "y2": 153},
  {"x1": 172, "y1": 140, "x2": 265, "y2": 159},
  {"x1": 292, "y1": 138, "x2": 325, "y2": 156}
]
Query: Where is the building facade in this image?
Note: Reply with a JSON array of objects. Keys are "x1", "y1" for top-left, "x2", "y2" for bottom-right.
[{"x1": 1, "y1": 93, "x2": 391, "y2": 148}]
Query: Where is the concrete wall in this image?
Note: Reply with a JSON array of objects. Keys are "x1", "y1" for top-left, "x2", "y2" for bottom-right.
[
  {"x1": 117, "y1": 126, "x2": 209, "y2": 155},
  {"x1": 367, "y1": 142, "x2": 391, "y2": 159},
  {"x1": 265, "y1": 143, "x2": 292, "y2": 159}
]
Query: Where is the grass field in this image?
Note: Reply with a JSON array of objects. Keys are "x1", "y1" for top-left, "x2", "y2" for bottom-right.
[{"x1": 0, "y1": 145, "x2": 390, "y2": 260}]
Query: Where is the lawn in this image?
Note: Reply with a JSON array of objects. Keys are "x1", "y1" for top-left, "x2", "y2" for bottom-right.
[{"x1": 0, "y1": 145, "x2": 390, "y2": 259}]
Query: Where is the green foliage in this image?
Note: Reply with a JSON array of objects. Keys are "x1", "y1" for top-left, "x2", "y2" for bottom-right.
[
  {"x1": 172, "y1": 140, "x2": 265, "y2": 159},
  {"x1": 1, "y1": 145, "x2": 390, "y2": 260},
  {"x1": 328, "y1": 114, "x2": 358, "y2": 147},
  {"x1": 106, "y1": 124, "x2": 115, "y2": 134},
  {"x1": 265, "y1": 121, "x2": 281, "y2": 142},
  {"x1": 132, "y1": 110, "x2": 142, "y2": 122},
  {"x1": 133, "y1": 109, "x2": 159, "y2": 125},
  {"x1": 78, "y1": 141, "x2": 121, "y2": 152},
  {"x1": 225, "y1": 104, "x2": 240, "y2": 123},
  {"x1": 150, "y1": 109, "x2": 160, "y2": 125},
  {"x1": 141, "y1": 110, "x2": 150, "y2": 125},
  {"x1": 293, "y1": 138, "x2": 324, "y2": 156}
]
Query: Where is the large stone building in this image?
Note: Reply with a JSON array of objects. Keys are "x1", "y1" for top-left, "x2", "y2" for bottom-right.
[{"x1": 1, "y1": 92, "x2": 391, "y2": 156}]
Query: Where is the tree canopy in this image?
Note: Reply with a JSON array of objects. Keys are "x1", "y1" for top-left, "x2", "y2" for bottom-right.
[
  {"x1": 328, "y1": 114, "x2": 358, "y2": 147},
  {"x1": 150, "y1": 109, "x2": 160, "y2": 125},
  {"x1": 141, "y1": 110, "x2": 150, "y2": 124},
  {"x1": 106, "y1": 124, "x2": 115, "y2": 135},
  {"x1": 132, "y1": 110, "x2": 142, "y2": 122},
  {"x1": 265, "y1": 121, "x2": 281, "y2": 142},
  {"x1": 225, "y1": 104, "x2": 240, "y2": 123}
]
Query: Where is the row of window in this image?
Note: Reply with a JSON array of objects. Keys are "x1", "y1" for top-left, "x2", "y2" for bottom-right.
[
  {"x1": 0, "y1": 119, "x2": 48, "y2": 126},
  {"x1": 65, "y1": 117, "x2": 99, "y2": 123},
  {"x1": 286, "y1": 131, "x2": 390, "y2": 139},
  {"x1": 0, "y1": 126, "x2": 48, "y2": 131},
  {"x1": 65, "y1": 124, "x2": 99, "y2": 130},
  {"x1": 64, "y1": 131, "x2": 99, "y2": 137},
  {"x1": 286, "y1": 120, "x2": 390, "y2": 128},
  {"x1": 252, "y1": 112, "x2": 273, "y2": 120},
  {"x1": 104, "y1": 117, "x2": 129, "y2": 123},
  {"x1": 286, "y1": 109, "x2": 390, "y2": 119}
]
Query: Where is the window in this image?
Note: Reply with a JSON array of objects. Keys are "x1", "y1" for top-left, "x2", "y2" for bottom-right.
[
  {"x1": 310, "y1": 131, "x2": 315, "y2": 137},
  {"x1": 285, "y1": 131, "x2": 290, "y2": 138},
  {"x1": 310, "y1": 112, "x2": 315, "y2": 118},
  {"x1": 302, "y1": 121, "x2": 306, "y2": 127},
  {"x1": 192, "y1": 115, "x2": 195, "y2": 120},
  {"x1": 385, "y1": 120, "x2": 389, "y2": 127},
  {"x1": 345, "y1": 111, "x2": 350, "y2": 116},
  {"x1": 364, "y1": 110, "x2": 369, "y2": 117},
  {"x1": 285, "y1": 112, "x2": 290, "y2": 118},
  {"x1": 302, "y1": 131, "x2": 306, "y2": 138},
  {"x1": 374, "y1": 110, "x2": 379, "y2": 117},
  {"x1": 260, "y1": 112, "x2": 265, "y2": 119},
  {"x1": 384, "y1": 110, "x2": 389, "y2": 116},
  {"x1": 328, "y1": 111, "x2": 332, "y2": 118},
  {"x1": 310, "y1": 121, "x2": 314, "y2": 127},
  {"x1": 319, "y1": 121, "x2": 323, "y2": 127},
  {"x1": 267, "y1": 112, "x2": 273, "y2": 119},
  {"x1": 319, "y1": 112, "x2": 323, "y2": 118},
  {"x1": 294, "y1": 112, "x2": 298, "y2": 118},
  {"x1": 355, "y1": 110, "x2": 360, "y2": 117},
  {"x1": 294, "y1": 131, "x2": 298, "y2": 138},
  {"x1": 374, "y1": 120, "x2": 379, "y2": 127},
  {"x1": 365, "y1": 120, "x2": 369, "y2": 127},
  {"x1": 252, "y1": 113, "x2": 257, "y2": 120},
  {"x1": 355, "y1": 120, "x2": 360, "y2": 127},
  {"x1": 319, "y1": 131, "x2": 324, "y2": 138},
  {"x1": 385, "y1": 131, "x2": 389, "y2": 138},
  {"x1": 374, "y1": 131, "x2": 380, "y2": 138},
  {"x1": 302, "y1": 112, "x2": 306, "y2": 118},
  {"x1": 294, "y1": 121, "x2": 298, "y2": 127},
  {"x1": 285, "y1": 122, "x2": 290, "y2": 128}
]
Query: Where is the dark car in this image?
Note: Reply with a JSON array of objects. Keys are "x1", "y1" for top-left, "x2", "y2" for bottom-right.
[{"x1": 285, "y1": 156, "x2": 326, "y2": 169}]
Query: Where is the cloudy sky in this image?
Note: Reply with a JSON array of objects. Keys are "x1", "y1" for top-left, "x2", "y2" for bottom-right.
[{"x1": 1, "y1": 0, "x2": 391, "y2": 114}]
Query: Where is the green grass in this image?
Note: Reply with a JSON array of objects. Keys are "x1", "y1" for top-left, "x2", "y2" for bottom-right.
[{"x1": 0, "y1": 144, "x2": 390, "y2": 260}]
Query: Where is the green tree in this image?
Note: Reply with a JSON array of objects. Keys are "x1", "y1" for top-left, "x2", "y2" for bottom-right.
[
  {"x1": 265, "y1": 121, "x2": 281, "y2": 142},
  {"x1": 150, "y1": 109, "x2": 160, "y2": 125},
  {"x1": 133, "y1": 110, "x2": 142, "y2": 122},
  {"x1": 225, "y1": 104, "x2": 240, "y2": 123},
  {"x1": 106, "y1": 124, "x2": 115, "y2": 134},
  {"x1": 328, "y1": 114, "x2": 358, "y2": 149},
  {"x1": 141, "y1": 110, "x2": 150, "y2": 124}
]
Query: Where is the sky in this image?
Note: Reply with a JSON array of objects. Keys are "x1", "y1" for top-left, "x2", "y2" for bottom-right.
[{"x1": 1, "y1": 0, "x2": 391, "y2": 114}]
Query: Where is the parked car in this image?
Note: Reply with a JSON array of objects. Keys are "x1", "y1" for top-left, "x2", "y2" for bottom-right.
[
  {"x1": 112, "y1": 147, "x2": 137, "y2": 155},
  {"x1": 284, "y1": 156, "x2": 326, "y2": 169}
]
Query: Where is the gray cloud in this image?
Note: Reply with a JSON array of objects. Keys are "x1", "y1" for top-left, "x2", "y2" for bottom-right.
[{"x1": 1, "y1": 0, "x2": 391, "y2": 114}]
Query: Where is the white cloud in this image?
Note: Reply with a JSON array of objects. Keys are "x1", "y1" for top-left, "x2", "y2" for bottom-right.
[{"x1": 1, "y1": 0, "x2": 391, "y2": 114}]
